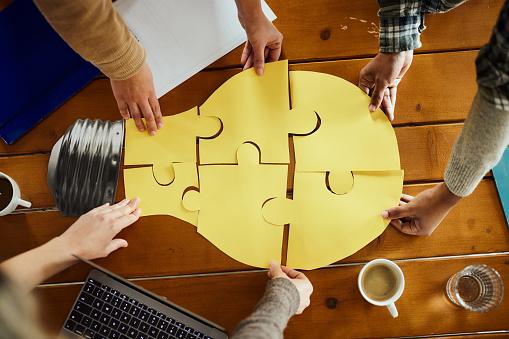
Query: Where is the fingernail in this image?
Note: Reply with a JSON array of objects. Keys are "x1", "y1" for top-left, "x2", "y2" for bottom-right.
[
  {"x1": 158, "y1": 122, "x2": 164, "y2": 129},
  {"x1": 369, "y1": 104, "x2": 376, "y2": 112},
  {"x1": 150, "y1": 131, "x2": 156, "y2": 136},
  {"x1": 381, "y1": 211, "x2": 389, "y2": 218},
  {"x1": 256, "y1": 67, "x2": 264, "y2": 76}
]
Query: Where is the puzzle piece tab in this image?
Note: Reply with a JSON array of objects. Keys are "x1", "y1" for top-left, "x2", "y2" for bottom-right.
[
  {"x1": 290, "y1": 71, "x2": 400, "y2": 172},
  {"x1": 124, "y1": 162, "x2": 199, "y2": 225},
  {"x1": 262, "y1": 170, "x2": 404, "y2": 270},
  {"x1": 199, "y1": 60, "x2": 317, "y2": 165},
  {"x1": 183, "y1": 143, "x2": 288, "y2": 268},
  {"x1": 124, "y1": 107, "x2": 221, "y2": 185}
]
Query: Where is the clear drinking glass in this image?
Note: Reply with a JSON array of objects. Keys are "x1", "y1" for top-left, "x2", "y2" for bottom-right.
[{"x1": 446, "y1": 264, "x2": 504, "y2": 312}]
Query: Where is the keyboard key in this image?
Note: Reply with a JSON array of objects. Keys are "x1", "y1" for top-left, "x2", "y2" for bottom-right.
[
  {"x1": 75, "y1": 302, "x2": 92, "y2": 315},
  {"x1": 147, "y1": 307, "x2": 157, "y2": 314},
  {"x1": 120, "y1": 294, "x2": 128, "y2": 300},
  {"x1": 88, "y1": 278, "x2": 101, "y2": 286},
  {"x1": 79, "y1": 292, "x2": 95, "y2": 305},
  {"x1": 91, "y1": 321, "x2": 102, "y2": 332},
  {"x1": 112, "y1": 308, "x2": 122, "y2": 319},
  {"x1": 64, "y1": 319, "x2": 76, "y2": 331},
  {"x1": 74, "y1": 324, "x2": 86, "y2": 335},
  {"x1": 70, "y1": 310, "x2": 83, "y2": 322},
  {"x1": 102, "y1": 292, "x2": 113, "y2": 303},
  {"x1": 187, "y1": 335, "x2": 197, "y2": 339},
  {"x1": 100, "y1": 314, "x2": 111, "y2": 324},
  {"x1": 94, "y1": 299, "x2": 104, "y2": 310},
  {"x1": 99, "y1": 325, "x2": 111, "y2": 336},
  {"x1": 102, "y1": 304, "x2": 113, "y2": 314},
  {"x1": 167, "y1": 325, "x2": 177, "y2": 335},
  {"x1": 139, "y1": 310, "x2": 149, "y2": 322},
  {"x1": 84, "y1": 283, "x2": 95, "y2": 293},
  {"x1": 91, "y1": 309, "x2": 102, "y2": 320},
  {"x1": 157, "y1": 319, "x2": 169, "y2": 331},
  {"x1": 127, "y1": 328, "x2": 138, "y2": 338},
  {"x1": 129, "y1": 317, "x2": 141, "y2": 328},
  {"x1": 129, "y1": 306, "x2": 141, "y2": 317},
  {"x1": 129, "y1": 298, "x2": 138, "y2": 305},
  {"x1": 156, "y1": 312, "x2": 166, "y2": 320},
  {"x1": 81, "y1": 316, "x2": 92, "y2": 327},
  {"x1": 120, "y1": 301, "x2": 131, "y2": 312},
  {"x1": 120, "y1": 312, "x2": 131, "y2": 323},
  {"x1": 118, "y1": 323, "x2": 129, "y2": 334},
  {"x1": 109, "y1": 318, "x2": 120, "y2": 329},
  {"x1": 112, "y1": 297, "x2": 122, "y2": 307},
  {"x1": 148, "y1": 326, "x2": 159, "y2": 337},
  {"x1": 138, "y1": 322, "x2": 150, "y2": 333},
  {"x1": 175, "y1": 322, "x2": 184, "y2": 328},
  {"x1": 84, "y1": 328, "x2": 95, "y2": 339},
  {"x1": 111, "y1": 288, "x2": 120, "y2": 296},
  {"x1": 137, "y1": 333, "x2": 148, "y2": 339},
  {"x1": 93, "y1": 287, "x2": 104, "y2": 299},
  {"x1": 93, "y1": 333, "x2": 105, "y2": 339},
  {"x1": 184, "y1": 327, "x2": 193, "y2": 332},
  {"x1": 139, "y1": 304, "x2": 148, "y2": 310},
  {"x1": 148, "y1": 315, "x2": 158, "y2": 325},
  {"x1": 176, "y1": 329, "x2": 187, "y2": 338},
  {"x1": 110, "y1": 330, "x2": 120, "y2": 339},
  {"x1": 157, "y1": 332, "x2": 169, "y2": 339}
]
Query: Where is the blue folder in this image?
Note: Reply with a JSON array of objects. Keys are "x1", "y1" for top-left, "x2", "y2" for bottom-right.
[
  {"x1": 0, "y1": 0, "x2": 99, "y2": 144},
  {"x1": 493, "y1": 147, "x2": 509, "y2": 227}
]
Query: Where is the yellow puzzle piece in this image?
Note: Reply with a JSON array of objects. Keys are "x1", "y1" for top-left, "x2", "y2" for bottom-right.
[
  {"x1": 124, "y1": 162, "x2": 199, "y2": 225},
  {"x1": 290, "y1": 71, "x2": 400, "y2": 172},
  {"x1": 199, "y1": 60, "x2": 318, "y2": 165},
  {"x1": 262, "y1": 170, "x2": 404, "y2": 270},
  {"x1": 182, "y1": 143, "x2": 287, "y2": 268},
  {"x1": 124, "y1": 107, "x2": 221, "y2": 185}
]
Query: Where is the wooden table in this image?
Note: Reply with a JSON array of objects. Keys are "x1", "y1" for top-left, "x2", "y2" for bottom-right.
[{"x1": 1, "y1": 0, "x2": 508, "y2": 337}]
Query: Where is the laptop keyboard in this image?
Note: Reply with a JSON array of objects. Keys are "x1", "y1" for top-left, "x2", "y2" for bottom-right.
[{"x1": 64, "y1": 278, "x2": 214, "y2": 339}]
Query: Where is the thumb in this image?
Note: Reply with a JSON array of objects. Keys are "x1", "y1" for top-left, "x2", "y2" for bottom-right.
[
  {"x1": 252, "y1": 42, "x2": 266, "y2": 76},
  {"x1": 382, "y1": 203, "x2": 414, "y2": 220},
  {"x1": 106, "y1": 239, "x2": 128, "y2": 255},
  {"x1": 369, "y1": 80, "x2": 387, "y2": 112},
  {"x1": 268, "y1": 261, "x2": 285, "y2": 279}
]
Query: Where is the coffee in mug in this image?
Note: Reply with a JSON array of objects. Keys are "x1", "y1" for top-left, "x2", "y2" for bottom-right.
[
  {"x1": 358, "y1": 258, "x2": 405, "y2": 318},
  {"x1": 0, "y1": 172, "x2": 31, "y2": 216}
]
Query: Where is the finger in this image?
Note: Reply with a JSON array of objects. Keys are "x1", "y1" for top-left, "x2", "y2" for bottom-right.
[
  {"x1": 268, "y1": 261, "x2": 286, "y2": 279},
  {"x1": 268, "y1": 43, "x2": 282, "y2": 62},
  {"x1": 369, "y1": 80, "x2": 387, "y2": 112},
  {"x1": 139, "y1": 100, "x2": 157, "y2": 136},
  {"x1": 107, "y1": 198, "x2": 140, "y2": 220},
  {"x1": 358, "y1": 82, "x2": 370, "y2": 95},
  {"x1": 113, "y1": 208, "x2": 141, "y2": 233},
  {"x1": 382, "y1": 203, "x2": 414, "y2": 220},
  {"x1": 397, "y1": 221, "x2": 419, "y2": 235},
  {"x1": 128, "y1": 103, "x2": 146, "y2": 132},
  {"x1": 400, "y1": 194, "x2": 415, "y2": 203},
  {"x1": 110, "y1": 198, "x2": 131, "y2": 210},
  {"x1": 105, "y1": 238, "x2": 128, "y2": 255},
  {"x1": 117, "y1": 101, "x2": 130, "y2": 120},
  {"x1": 380, "y1": 89, "x2": 394, "y2": 120},
  {"x1": 149, "y1": 96, "x2": 164, "y2": 129},
  {"x1": 243, "y1": 53, "x2": 254, "y2": 70},
  {"x1": 252, "y1": 42, "x2": 266, "y2": 76},
  {"x1": 281, "y1": 266, "x2": 306, "y2": 280},
  {"x1": 240, "y1": 42, "x2": 252, "y2": 66},
  {"x1": 390, "y1": 85, "x2": 397, "y2": 110}
]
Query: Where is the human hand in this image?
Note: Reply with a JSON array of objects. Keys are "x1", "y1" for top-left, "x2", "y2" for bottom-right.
[
  {"x1": 383, "y1": 183, "x2": 461, "y2": 236},
  {"x1": 268, "y1": 261, "x2": 313, "y2": 314},
  {"x1": 358, "y1": 51, "x2": 413, "y2": 120},
  {"x1": 56, "y1": 198, "x2": 141, "y2": 260},
  {"x1": 110, "y1": 62, "x2": 163, "y2": 135},
  {"x1": 239, "y1": 12, "x2": 283, "y2": 75}
]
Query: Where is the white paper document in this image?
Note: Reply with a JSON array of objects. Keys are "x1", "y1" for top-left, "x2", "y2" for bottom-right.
[{"x1": 114, "y1": 0, "x2": 276, "y2": 98}]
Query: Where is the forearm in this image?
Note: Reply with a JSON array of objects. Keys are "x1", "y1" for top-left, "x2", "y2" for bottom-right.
[
  {"x1": 445, "y1": 88, "x2": 509, "y2": 197},
  {"x1": 232, "y1": 278, "x2": 299, "y2": 339},
  {"x1": 0, "y1": 237, "x2": 76, "y2": 292},
  {"x1": 34, "y1": 0, "x2": 145, "y2": 80},
  {"x1": 235, "y1": 0, "x2": 265, "y2": 26}
]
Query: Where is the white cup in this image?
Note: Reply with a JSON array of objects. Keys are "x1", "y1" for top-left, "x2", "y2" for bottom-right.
[
  {"x1": 0, "y1": 172, "x2": 32, "y2": 216},
  {"x1": 358, "y1": 258, "x2": 405, "y2": 318}
]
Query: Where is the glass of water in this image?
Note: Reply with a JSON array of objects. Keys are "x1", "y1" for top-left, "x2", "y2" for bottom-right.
[{"x1": 446, "y1": 264, "x2": 504, "y2": 312}]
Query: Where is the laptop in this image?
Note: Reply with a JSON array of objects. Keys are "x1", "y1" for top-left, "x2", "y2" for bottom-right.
[{"x1": 61, "y1": 256, "x2": 228, "y2": 339}]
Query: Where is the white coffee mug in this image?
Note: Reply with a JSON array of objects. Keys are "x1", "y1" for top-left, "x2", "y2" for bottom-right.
[
  {"x1": 0, "y1": 172, "x2": 32, "y2": 216},
  {"x1": 358, "y1": 258, "x2": 405, "y2": 318}
]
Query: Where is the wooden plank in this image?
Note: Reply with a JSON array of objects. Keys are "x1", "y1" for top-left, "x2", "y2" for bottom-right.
[
  {"x1": 435, "y1": 333, "x2": 509, "y2": 339},
  {"x1": 212, "y1": 0, "x2": 501, "y2": 67},
  {"x1": 1, "y1": 179, "x2": 506, "y2": 283},
  {"x1": 34, "y1": 255, "x2": 509, "y2": 338},
  {"x1": 0, "y1": 123, "x2": 464, "y2": 209},
  {"x1": 0, "y1": 51, "x2": 476, "y2": 155}
]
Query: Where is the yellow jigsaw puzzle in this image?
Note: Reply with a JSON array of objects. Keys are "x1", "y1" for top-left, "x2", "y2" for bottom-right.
[{"x1": 123, "y1": 60, "x2": 404, "y2": 270}]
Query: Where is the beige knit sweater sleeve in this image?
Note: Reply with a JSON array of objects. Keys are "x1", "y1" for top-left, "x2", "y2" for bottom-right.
[{"x1": 34, "y1": 0, "x2": 145, "y2": 80}]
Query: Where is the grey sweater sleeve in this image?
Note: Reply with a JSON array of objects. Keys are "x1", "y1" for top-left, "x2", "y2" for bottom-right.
[
  {"x1": 232, "y1": 278, "x2": 300, "y2": 339},
  {"x1": 445, "y1": 88, "x2": 509, "y2": 197}
]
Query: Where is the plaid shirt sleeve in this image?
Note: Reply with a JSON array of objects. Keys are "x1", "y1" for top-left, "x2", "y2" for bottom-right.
[
  {"x1": 476, "y1": 0, "x2": 509, "y2": 111},
  {"x1": 377, "y1": 0, "x2": 467, "y2": 53}
]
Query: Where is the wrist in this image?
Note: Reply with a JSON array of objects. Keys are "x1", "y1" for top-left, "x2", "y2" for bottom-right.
[
  {"x1": 51, "y1": 236, "x2": 79, "y2": 264},
  {"x1": 436, "y1": 182, "x2": 461, "y2": 208}
]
